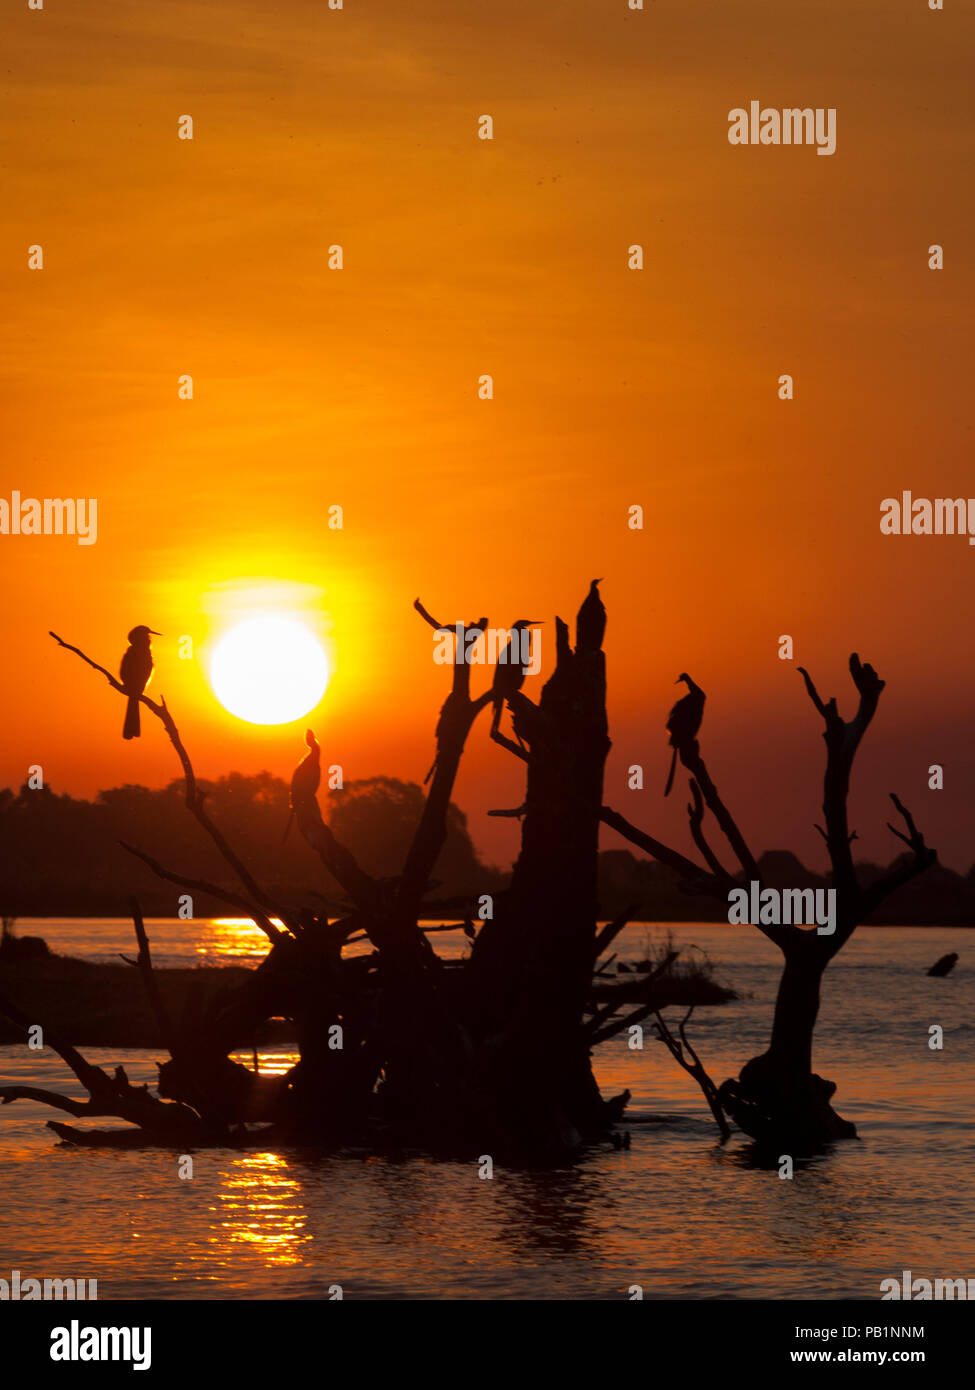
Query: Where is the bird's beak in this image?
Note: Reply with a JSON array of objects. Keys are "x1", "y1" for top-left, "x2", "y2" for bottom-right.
[{"x1": 149, "y1": 630, "x2": 162, "y2": 636}]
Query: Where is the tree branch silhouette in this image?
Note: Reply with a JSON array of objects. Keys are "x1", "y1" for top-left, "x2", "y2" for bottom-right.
[
  {"x1": 50, "y1": 629, "x2": 294, "y2": 936},
  {"x1": 687, "y1": 779, "x2": 732, "y2": 881},
  {"x1": 118, "y1": 844, "x2": 284, "y2": 943},
  {"x1": 652, "y1": 1006, "x2": 730, "y2": 1141},
  {"x1": 798, "y1": 655, "x2": 933, "y2": 955},
  {"x1": 0, "y1": 987, "x2": 205, "y2": 1139}
]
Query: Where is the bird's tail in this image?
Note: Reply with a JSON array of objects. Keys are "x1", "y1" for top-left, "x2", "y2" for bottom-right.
[
  {"x1": 664, "y1": 746, "x2": 677, "y2": 797},
  {"x1": 123, "y1": 695, "x2": 141, "y2": 740},
  {"x1": 281, "y1": 810, "x2": 294, "y2": 846}
]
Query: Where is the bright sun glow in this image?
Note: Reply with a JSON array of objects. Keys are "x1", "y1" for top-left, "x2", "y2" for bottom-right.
[{"x1": 209, "y1": 617, "x2": 329, "y2": 725}]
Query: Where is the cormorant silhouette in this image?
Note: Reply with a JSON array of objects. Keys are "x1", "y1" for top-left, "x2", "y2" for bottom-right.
[
  {"x1": 491, "y1": 619, "x2": 543, "y2": 739},
  {"x1": 576, "y1": 579, "x2": 606, "y2": 652},
  {"x1": 283, "y1": 728, "x2": 321, "y2": 843},
  {"x1": 664, "y1": 672, "x2": 705, "y2": 796},
  {"x1": 120, "y1": 626, "x2": 160, "y2": 740}
]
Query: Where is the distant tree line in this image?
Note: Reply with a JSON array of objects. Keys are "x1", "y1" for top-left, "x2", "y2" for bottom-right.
[
  {"x1": 0, "y1": 775, "x2": 502, "y2": 918},
  {"x1": 1, "y1": 776, "x2": 971, "y2": 923},
  {"x1": 599, "y1": 847, "x2": 975, "y2": 926}
]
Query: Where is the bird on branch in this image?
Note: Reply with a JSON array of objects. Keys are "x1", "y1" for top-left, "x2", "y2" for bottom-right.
[
  {"x1": 491, "y1": 619, "x2": 543, "y2": 742},
  {"x1": 282, "y1": 728, "x2": 321, "y2": 843},
  {"x1": 576, "y1": 579, "x2": 606, "y2": 653},
  {"x1": 664, "y1": 672, "x2": 705, "y2": 796},
  {"x1": 120, "y1": 626, "x2": 160, "y2": 740}
]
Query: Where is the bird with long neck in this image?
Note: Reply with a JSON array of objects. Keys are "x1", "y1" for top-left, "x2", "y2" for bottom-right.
[
  {"x1": 664, "y1": 672, "x2": 705, "y2": 796},
  {"x1": 283, "y1": 728, "x2": 321, "y2": 843},
  {"x1": 490, "y1": 619, "x2": 543, "y2": 740},
  {"x1": 576, "y1": 578, "x2": 606, "y2": 653},
  {"x1": 119, "y1": 625, "x2": 160, "y2": 740}
]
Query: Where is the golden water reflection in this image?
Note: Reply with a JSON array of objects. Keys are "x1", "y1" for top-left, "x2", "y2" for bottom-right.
[
  {"x1": 199, "y1": 917, "x2": 472, "y2": 965},
  {"x1": 210, "y1": 1152, "x2": 310, "y2": 1267},
  {"x1": 197, "y1": 917, "x2": 277, "y2": 965}
]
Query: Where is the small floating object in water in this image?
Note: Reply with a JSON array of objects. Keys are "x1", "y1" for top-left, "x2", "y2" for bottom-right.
[{"x1": 927, "y1": 952, "x2": 959, "y2": 977}]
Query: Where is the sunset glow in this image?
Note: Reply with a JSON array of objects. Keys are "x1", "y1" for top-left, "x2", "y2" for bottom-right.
[{"x1": 2, "y1": 0, "x2": 973, "y2": 1332}]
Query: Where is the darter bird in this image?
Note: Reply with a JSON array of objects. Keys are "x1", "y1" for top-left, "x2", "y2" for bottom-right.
[
  {"x1": 283, "y1": 728, "x2": 321, "y2": 842},
  {"x1": 576, "y1": 578, "x2": 606, "y2": 652},
  {"x1": 664, "y1": 672, "x2": 705, "y2": 796},
  {"x1": 120, "y1": 626, "x2": 160, "y2": 740},
  {"x1": 491, "y1": 619, "x2": 543, "y2": 739}
]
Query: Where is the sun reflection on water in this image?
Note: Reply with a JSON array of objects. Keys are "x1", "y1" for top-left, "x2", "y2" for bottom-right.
[
  {"x1": 197, "y1": 918, "x2": 278, "y2": 966},
  {"x1": 210, "y1": 1152, "x2": 310, "y2": 1267}
]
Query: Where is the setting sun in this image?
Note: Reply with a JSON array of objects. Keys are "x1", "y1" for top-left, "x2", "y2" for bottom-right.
[{"x1": 209, "y1": 616, "x2": 329, "y2": 726}]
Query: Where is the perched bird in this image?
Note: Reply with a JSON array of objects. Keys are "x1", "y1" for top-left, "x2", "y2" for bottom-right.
[
  {"x1": 576, "y1": 578, "x2": 606, "y2": 652},
  {"x1": 283, "y1": 728, "x2": 321, "y2": 843},
  {"x1": 664, "y1": 672, "x2": 705, "y2": 796},
  {"x1": 119, "y1": 626, "x2": 160, "y2": 740},
  {"x1": 491, "y1": 619, "x2": 543, "y2": 738}
]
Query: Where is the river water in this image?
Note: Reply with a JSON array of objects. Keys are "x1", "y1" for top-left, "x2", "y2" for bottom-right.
[{"x1": 1, "y1": 921, "x2": 972, "y2": 1299}]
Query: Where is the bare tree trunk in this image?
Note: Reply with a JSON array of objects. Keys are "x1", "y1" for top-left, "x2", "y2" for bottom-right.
[
  {"x1": 469, "y1": 597, "x2": 612, "y2": 1151},
  {"x1": 716, "y1": 660, "x2": 935, "y2": 1152},
  {"x1": 768, "y1": 949, "x2": 821, "y2": 1079},
  {"x1": 719, "y1": 940, "x2": 855, "y2": 1151}
]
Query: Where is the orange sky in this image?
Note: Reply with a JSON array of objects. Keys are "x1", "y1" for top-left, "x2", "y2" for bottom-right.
[{"x1": 1, "y1": 0, "x2": 972, "y2": 874}]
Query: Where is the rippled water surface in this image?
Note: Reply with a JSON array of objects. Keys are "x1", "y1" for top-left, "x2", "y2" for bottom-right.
[{"x1": 2, "y1": 922, "x2": 973, "y2": 1299}]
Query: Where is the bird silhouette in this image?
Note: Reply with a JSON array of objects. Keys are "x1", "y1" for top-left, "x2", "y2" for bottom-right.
[
  {"x1": 119, "y1": 626, "x2": 160, "y2": 740},
  {"x1": 491, "y1": 619, "x2": 543, "y2": 740},
  {"x1": 664, "y1": 672, "x2": 705, "y2": 796},
  {"x1": 283, "y1": 728, "x2": 321, "y2": 843},
  {"x1": 576, "y1": 579, "x2": 606, "y2": 652}
]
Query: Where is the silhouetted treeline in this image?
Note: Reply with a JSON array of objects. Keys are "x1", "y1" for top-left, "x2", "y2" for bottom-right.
[
  {"x1": 1, "y1": 778, "x2": 971, "y2": 923},
  {"x1": 598, "y1": 848, "x2": 975, "y2": 925},
  {"x1": 0, "y1": 776, "x2": 504, "y2": 918}
]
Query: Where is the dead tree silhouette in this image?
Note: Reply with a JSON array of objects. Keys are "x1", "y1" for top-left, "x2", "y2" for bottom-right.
[
  {"x1": 601, "y1": 654, "x2": 936, "y2": 1151},
  {"x1": 0, "y1": 608, "x2": 934, "y2": 1160},
  {"x1": 2, "y1": 597, "x2": 648, "y2": 1153}
]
